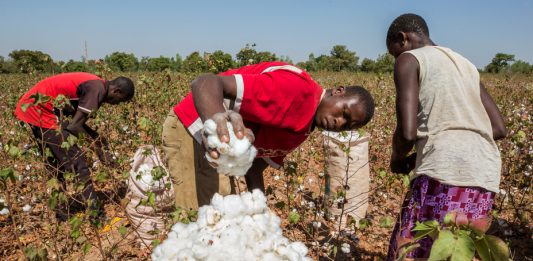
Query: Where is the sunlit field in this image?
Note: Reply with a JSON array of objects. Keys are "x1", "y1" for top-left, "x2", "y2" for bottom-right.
[{"x1": 0, "y1": 71, "x2": 531, "y2": 260}]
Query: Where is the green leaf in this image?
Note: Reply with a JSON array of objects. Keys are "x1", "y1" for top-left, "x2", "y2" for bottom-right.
[
  {"x1": 450, "y1": 231, "x2": 475, "y2": 261},
  {"x1": 47, "y1": 178, "x2": 60, "y2": 190},
  {"x1": 8, "y1": 146, "x2": 21, "y2": 158},
  {"x1": 402, "y1": 175, "x2": 410, "y2": 188},
  {"x1": 379, "y1": 216, "x2": 394, "y2": 228},
  {"x1": 67, "y1": 134, "x2": 78, "y2": 146},
  {"x1": 289, "y1": 211, "x2": 300, "y2": 224},
  {"x1": 151, "y1": 239, "x2": 161, "y2": 247},
  {"x1": 61, "y1": 141, "x2": 70, "y2": 150},
  {"x1": 118, "y1": 226, "x2": 128, "y2": 237},
  {"x1": 428, "y1": 230, "x2": 454, "y2": 261},
  {"x1": 412, "y1": 220, "x2": 439, "y2": 241},
  {"x1": 358, "y1": 218, "x2": 371, "y2": 230},
  {"x1": 138, "y1": 117, "x2": 152, "y2": 131},
  {"x1": 21, "y1": 102, "x2": 32, "y2": 112},
  {"x1": 82, "y1": 243, "x2": 92, "y2": 255},
  {"x1": 0, "y1": 168, "x2": 17, "y2": 182},
  {"x1": 379, "y1": 170, "x2": 387, "y2": 178},
  {"x1": 94, "y1": 172, "x2": 109, "y2": 183},
  {"x1": 428, "y1": 229, "x2": 475, "y2": 261},
  {"x1": 474, "y1": 235, "x2": 510, "y2": 261}
]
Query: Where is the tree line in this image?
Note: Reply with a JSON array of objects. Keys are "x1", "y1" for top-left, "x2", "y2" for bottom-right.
[{"x1": 0, "y1": 44, "x2": 531, "y2": 74}]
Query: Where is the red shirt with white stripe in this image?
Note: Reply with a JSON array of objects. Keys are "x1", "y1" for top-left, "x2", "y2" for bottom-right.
[
  {"x1": 173, "y1": 62, "x2": 324, "y2": 168},
  {"x1": 15, "y1": 72, "x2": 106, "y2": 129}
]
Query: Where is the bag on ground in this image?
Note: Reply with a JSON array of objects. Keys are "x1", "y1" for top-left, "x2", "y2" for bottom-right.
[
  {"x1": 322, "y1": 130, "x2": 370, "y2": 231},
  {"x1": 125, "y1": 145, "x2": 175, "y2": 247}
]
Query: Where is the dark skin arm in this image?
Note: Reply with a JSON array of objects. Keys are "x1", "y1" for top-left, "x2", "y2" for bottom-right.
[
  {"x1": 66, "y1": 111, "x2": 116, "y2": 166},
  {"x1": 244, "y1": 158, "x2": 269, "y2": 192},
  {"x1": 390, "y1": 53, "x2": 419, "y2": 174},
  {"x1": 191, "y1": 74, "x2": 264, "y2": 188},
  {"x1": 480, "y1": 83, "x2": 507, "y2": 140}
]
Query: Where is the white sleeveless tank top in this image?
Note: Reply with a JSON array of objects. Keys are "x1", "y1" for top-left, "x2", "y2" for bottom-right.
[{"x1": 405, "y1": 46, "x2": 501, "y2": 192}]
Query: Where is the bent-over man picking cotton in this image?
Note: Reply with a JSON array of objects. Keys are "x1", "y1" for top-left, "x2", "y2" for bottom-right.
[
  {"x1": 15, "y1": 72, "x2": 135, "y2": 212},
  {"x1": 163, "y1": 61, "x2": 375, "y2": 211}
]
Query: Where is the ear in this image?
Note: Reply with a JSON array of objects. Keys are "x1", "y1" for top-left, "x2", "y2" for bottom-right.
[
  {"x1": 111, "y1": 87, "x2": 122, "y2": 95},
  {"x1": 397, "y1": 32, "x2": 408, "y2": 46},
  {"x1": 332, "y1": 86, "x2": 345, "y2": 96}
]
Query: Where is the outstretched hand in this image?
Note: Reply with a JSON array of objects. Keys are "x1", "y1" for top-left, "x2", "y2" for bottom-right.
[
  {"x1": 95, "y1": 139, "x2": 118, "y2": 168},
  {"x1": 201, "y1": 111, "x2": 255, "y2": 160}
]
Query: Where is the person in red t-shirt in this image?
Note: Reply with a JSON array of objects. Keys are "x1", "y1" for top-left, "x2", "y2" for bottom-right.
[
  {"x1": 15, "y1": 72, "x2": 135, "y2": 210},
  {"x1": 162, "y1": 62, "x2": 374, "y2": 210}
]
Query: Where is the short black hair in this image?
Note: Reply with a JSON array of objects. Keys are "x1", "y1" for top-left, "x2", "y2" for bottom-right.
[
  {"x1": 386, "y1": 13, "x2": 430, "y2": 47},
  {"x1": 110, "y1": 76, "x2": 135, "y2": 101},
  {"x1": 345, "y1": 86, "x2": 375, "y2": 126}
]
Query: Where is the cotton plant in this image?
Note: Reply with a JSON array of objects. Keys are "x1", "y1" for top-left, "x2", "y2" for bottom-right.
[
  {"x1": 152, "y1": 190, "x2": 312, "y2": 261},
  {"x1": 203, "y1": 119, "x2": 257, "y2": 177}
]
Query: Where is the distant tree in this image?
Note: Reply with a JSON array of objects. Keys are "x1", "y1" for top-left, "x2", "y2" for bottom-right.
[
  {"x1": 485, "y1": 53, "x2": 515, "y2": 73},
  {"x1": 104, "y1": 52, "x2": 139, "y2": 72},
  {"x1": 254, "y1": 51, "x2": 277, "y2": 63},
  {"x1": 139, "y1": 56, "x2": 150, "y2": 71},
  {"x1": 360, "y1": 58, "x2": 376, "y2": 72},
  {"x1": 145, "y1": 56, "x2": 173, "y2": 71},
  {"x1": 297, "y1": 53, "x2": 318, "y2": 72},
  {"x1": 182, "y1": 51, "x2": 208, "y2": 73},
  {"x1": 327, "y1": 45, "x2": 358, "y2": 72},
  {"x1": 279, "y1": 55, "x2": 293, "y2": 64},
  {"x1": 0, "y1": 56, "x2": 17, "y2": 73},
  {"x1": 509, "y1": 60, "x2": 532, "y2": 74},
  {"x1": 236, "y1": 43, "x2": 277, "y2": 66},
  {"x1": 173, "y1": 53, "x2": 183, "y2": 71},
  {"x1": 236, "y1": 43, "x2": 258, "y2": 66},
  {"x1": 374, "y1": 53, "x2": 395, "y2": 73},
  {"x1": 206, "y1": 50, "x2": 234, "y2": 73},
  {"x1": 63, "y1": 59, "x2": 89, "y2": 72},
  {"x1": 315, "y1": 54, "x2": 331, "y2": 71},
  {"x1": 9, "y1": 49, "x2": 54, "y2": 73}
]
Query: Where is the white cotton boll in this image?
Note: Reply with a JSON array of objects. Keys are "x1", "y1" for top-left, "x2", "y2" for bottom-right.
[
  {"x1": 251, "y1": 189, "x2": 268, "y2": 214},
  {"x1": 153, "y1": 191, "x2": 311, "y2": 260},
  {"x1": 240, "y1": 191, "x2": 255, "y2": 215},
  {"x1": 176, "y1": 249, "x2": 195, "y2": 260},
  {"x1": 262, "y1": 252, "x2": 283, "y2": 261},
  {"x1": 203, "y1": 119, "x2": 257, "y2": 177},
  {"x1": 171, "y1": 222, "x2": 187, "y2": 234},
  {"x1": 289, "y1": 242, "x2": 309, "y2": 257},
  {"x1": 210, "y1": 193, "x2": 224, "y2": 212},
  {"x1": 341, "y1": 243, "x2": 351, "y2": 254},
  {"x1": 0, "y1": 208, "x2": 9, "y2": 215},
  {"x1": 22, "y1": 204, "x2": 32, "y2": 212},
  {"x1": 222, "y1": 194, "x2": 244, "y2": 218}
]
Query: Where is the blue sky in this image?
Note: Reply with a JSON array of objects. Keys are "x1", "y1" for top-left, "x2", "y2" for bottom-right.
[{"x1": 1, "y1": 0, "x2": 531, "y2": 68}]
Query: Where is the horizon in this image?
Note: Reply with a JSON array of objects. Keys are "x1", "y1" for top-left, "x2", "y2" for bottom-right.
[{"x1": 1, "y1": 0, "x2": 532, "y2": 69}]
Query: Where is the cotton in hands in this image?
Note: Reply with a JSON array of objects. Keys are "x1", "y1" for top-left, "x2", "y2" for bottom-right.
[{"x1": 203, "y1": 119, "x2": 257, "y2": 176}]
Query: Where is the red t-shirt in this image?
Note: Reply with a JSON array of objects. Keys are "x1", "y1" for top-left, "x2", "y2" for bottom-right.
[
  {"x1": 15, "y1": 72, "x2": 106, "y2": 129},
  {"x1": 173, "y1": 62, "x2": 324, "y2": 168}
]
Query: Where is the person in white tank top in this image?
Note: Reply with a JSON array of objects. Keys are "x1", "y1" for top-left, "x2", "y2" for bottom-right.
[{"x1": 384, "y1": 14, "x2": 507, "y2": 260}]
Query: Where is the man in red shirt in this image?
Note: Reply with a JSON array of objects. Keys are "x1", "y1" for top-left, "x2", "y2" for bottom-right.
[
  {"x1": 163, "y1": 62, "x2": 374, "y2": 210},
  {"x1": 15, "y1": 72, "x2": 135, "y2": 210}
]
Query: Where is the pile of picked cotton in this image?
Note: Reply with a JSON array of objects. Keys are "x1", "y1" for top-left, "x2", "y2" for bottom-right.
[
  {"x1": 152, "y1": 190, "x2": 312, "y2": 261},
  {"x1": 203, "y1": 119, "x2": 257, "y2": 177},
  {"x1": 126, "y1": 145, "x2": 175, "y2": 247}
]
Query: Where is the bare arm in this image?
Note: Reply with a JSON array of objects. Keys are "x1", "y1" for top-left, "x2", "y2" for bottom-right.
[
  {"x1": 390, "y1": 53, "x2": 419, "y2": 174},
  {"x1": 66, "y1": 110, "x2": 90, "y2": 137},
  {"x1": 192, "y1": 74, "x2": 254, "y2": 158},
  {"x1": 480, "y1": 83, "x2": 507, "y2": 140},
  {"x1": 244, "y1": 158, "x2": 269, "y2": 192},
  {"x1": 191, "y1": 74, "x2": 237, "y2": 122}
]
